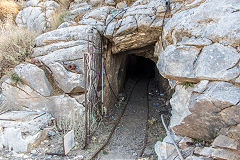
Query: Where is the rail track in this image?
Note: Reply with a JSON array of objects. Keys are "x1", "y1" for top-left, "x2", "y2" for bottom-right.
[{"x1": 88, "y1": 78, "x2": 152, "y2": 160}]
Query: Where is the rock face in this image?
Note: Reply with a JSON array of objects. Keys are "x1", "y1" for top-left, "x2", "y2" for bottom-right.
[
  {"x1": 32, "y1": 25, "x2": 101, "y2": 93},
  {"x1": 154, "y1": 0, "x2": 240, "y2": 159},
  {"x1": 16, "y1": 0, "x2": 59, "y2": 33},
  {"x1": 155, "y1": 0, "x2": 240, "y2": 149},
  {"x1": 1, "y1": 77, "x2": 85, "y2": 117}
]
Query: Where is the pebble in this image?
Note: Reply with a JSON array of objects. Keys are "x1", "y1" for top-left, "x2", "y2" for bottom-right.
[
  {"x1": 153, "y1": 103, "x2": 160, "y2": 107},
  {"x1": 32, "y1": 153, "x2": 38, "y2": 157},
  {"x1": 74, "y1": 155, "x2": 84, "y2": 160},
  {"x1": 48, "y1": 130, "x2": 56, "y2": 136},
  {"x1": 31, "y1": 150, "x2": 37, "y2": 154}
]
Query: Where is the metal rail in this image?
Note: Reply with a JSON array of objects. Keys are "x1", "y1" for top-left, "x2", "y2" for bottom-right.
[
  {"x1": 88, "y1": 79, "x2": 140, "y2": 160},
  {"x1": 138, "y1": 78, "x2": 151, "y2": 157}
]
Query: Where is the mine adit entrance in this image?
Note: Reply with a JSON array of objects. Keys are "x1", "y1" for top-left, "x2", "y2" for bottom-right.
[{"x1": 97, "y1": 50, "x2": 172, "y2": 159}]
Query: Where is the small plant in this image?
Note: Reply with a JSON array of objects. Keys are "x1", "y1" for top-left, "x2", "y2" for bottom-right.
[
  {"x1": 193, "y1": 138, "x2": 205, "y2": 144},
  {"x1": 209, "y1": 129, "x2": 217, "y2": 139},
  {"x1": 157, "y1": 132, "x2": 167, "y2": 142},
  {"x1": 102, "y1": 150, "x2": 108, "y2": 155},
  {"x1": 10, "y1": 72, "x2": 21, "y2": 84},
  {"x1": 180, "y1": 81, "x2": 194, "y2": 89}
]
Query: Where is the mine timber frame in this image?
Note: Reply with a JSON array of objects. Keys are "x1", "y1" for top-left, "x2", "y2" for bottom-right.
[{"x1": 84, "y1": 34, "x2": 104, "y2": 148}]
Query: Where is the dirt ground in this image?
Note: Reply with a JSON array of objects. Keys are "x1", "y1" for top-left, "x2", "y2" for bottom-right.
[{"x1": 0, "y1": 77, "x2": 170, "y2": 160}]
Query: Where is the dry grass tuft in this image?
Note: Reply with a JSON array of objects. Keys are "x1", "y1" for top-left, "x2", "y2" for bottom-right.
[
  {"x1": 115, "y1": 0, "x2": 136, "y2": 6},
  {"x1": 0, "y1": 0, "x2": 19, "y2": 22},
  {"x1": 48, "y1": 0, "x2": 73, "y2": 30},
  {"x1": 0, "y1": 22, "x2": 36, "y2": 78},
  {"x1": 55, "y1": 0, "x2": 74, "y2": 9},
  {"x1": 49, "y1": 8, "x2": 69, "y2": 31}
]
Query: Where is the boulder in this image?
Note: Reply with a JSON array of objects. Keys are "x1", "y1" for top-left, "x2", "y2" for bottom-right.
[
  {"x1": 170, "y1": 81, "x2": 240, "y2": 141},
  {"x1": 155, "y1": 141, "x2": 178, "y2": 160},
  {"x1": 0, "y1": 111, "x2": 52, "y2": 153},
  {"x1": 79, "y1": 6, "x2": 114, "y2": 33},
  {"x1": 68, "y1": 2, "x2": 92, "y2": 21},
  {"x1": 157, "y1": 42, "x2": 240, "y2": 82},
  {"x1": 14, "y1": 63, "x2": 52, "y2": 96},
  {"x1": 89, "y1": 0, "x2": 104, "y2": 6},
  {"x1": 105, "y1": 0, "x2": 115, "y2": 6},
  {"x1": 1, "y1": 78, "x2": 52, "y2": 112},
  {"x1": 116, "y1": 1, "x2": 127, "y2": 8},
  {"x1": 157, "y1": 45, "x2": 201, "y2": 80},
  {"x1": 194, "y1": 43, "x2": 240, "y2": 81},
  {"x1": 16, "y1": 0, "x2": 59, "y2": 32},
  {"x1": 48, "y1": 62, "x2": 84, "y2": 93}
]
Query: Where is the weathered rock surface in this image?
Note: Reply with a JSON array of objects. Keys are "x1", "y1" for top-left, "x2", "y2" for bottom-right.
[
  {"x1": 155, "y1": 141, "x2": 178, "y2": 160},
  {"x1": 212, "y1": 135, "x2": 239, "y2": 150},
  {"x1": 194, "y1": 43, "x2": 240, "y2": 81},
  {"x1": 163, "y1": 0, "x2": 240, "y2": 47},
  {"x1": 79, "y1": 6, "x2": 113, "y2": 33},
  {"x1": 104, "y1": 0, "x2": 167, "y2": 53},
  {"x1": 154, "y1": 0, "x2": 240, "y2": 156},
  {"x1": 194, "y1": 147, "x2": 240, "y2": 160},
  {"x1": 14, "y1": 63, "x2": 52, "y2": 96},
  {"x1": 16, "y1": 0, "x2": 59, "y2": 32},
  {"x1": 170, "y1": 81, "x2": 240, "y2": 141},
  {"x1": 105, "y1": 0, "x2": 115, "y2": 6},
  {"x1": 32, "y1": 25, "x2": 101, "y2": 93},
  {"x1": 48, "y1": 62, "x2": 84, "y2": 93},
  {"x1": 157, "y1": 42, "x2": 240, "y2": 82},
  {"x1": 0, "y1": 111, "x2": 52, "y2": 153},
  {"x1": 1, "y1": 78, "x2": 85, "y2": 119},
  {"x1": 158, "y1": 44, "x2": 201, "y2": 80},
  {"x1": 185, "y1": 155, "x2": 212, "y2": 160}
]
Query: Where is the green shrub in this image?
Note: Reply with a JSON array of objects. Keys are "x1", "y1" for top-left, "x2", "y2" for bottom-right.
[{"x1": 180, "y1": 81, "x2": 194, "y2": 89}]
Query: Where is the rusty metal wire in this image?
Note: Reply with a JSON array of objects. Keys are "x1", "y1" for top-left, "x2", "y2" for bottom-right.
[{"x1": 161, "y1": 0, "x2": 171, "y2": 50}]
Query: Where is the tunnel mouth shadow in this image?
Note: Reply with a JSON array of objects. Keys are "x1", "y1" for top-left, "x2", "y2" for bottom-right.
[{"x1": 126, "y1": 54, "x2": 156, "y2": 80}]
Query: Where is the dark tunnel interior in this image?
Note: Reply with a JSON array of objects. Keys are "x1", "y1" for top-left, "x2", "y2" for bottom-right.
[{"x1": 126, "y1": 54, "x2": 156, "y2": 79}]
